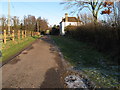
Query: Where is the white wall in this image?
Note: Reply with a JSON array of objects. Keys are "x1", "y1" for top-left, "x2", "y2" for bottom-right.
[
  {"x1": 60, "y1": 22, "x2": 65, "y2": 35},
  {"x1": 64, "y1": 22, "x2": 78, "y2": 27},
  {"x1": 60, "y1": 22, "x2": 82, "y2": 35}
]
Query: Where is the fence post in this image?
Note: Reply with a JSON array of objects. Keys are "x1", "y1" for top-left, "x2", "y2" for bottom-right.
[
  {"x1": 3, "y1": 30, "x2": 6, "y2": 44},
  {"x1": 24, "y1": 30, "x2": 26, "y2": 38},
  {"x1": 22, "y1": 30, "x2": 24, "y2": 39},
  {"x1": 31, "y1": 31, "x2": 32, "y2": 36},
  {"x1": 12, "y1": 30, "x2": 14, "y2": 41},
  {"x1": 28, "y1": 30, "x2": 29, "y2": 37},
  {"x1": 29, "y1": 31, "x2": 30, "y2": 36},
  {"x1": 31, "y1": 31, "x2": 33, "y2": 36},
  {"x1": 18, "y1": 30, "x2": 20, "y2": 39},
  {"x1": 32, "y1": 31, "x2": 34, "y2": 36},
  {"x1": 26, "y1": 30, "x2": 27, "y2": 37}
]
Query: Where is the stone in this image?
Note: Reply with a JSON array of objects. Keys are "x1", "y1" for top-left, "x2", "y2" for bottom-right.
[{"x1": 64, "y1": 74, "x2": 88, "y2": 88}]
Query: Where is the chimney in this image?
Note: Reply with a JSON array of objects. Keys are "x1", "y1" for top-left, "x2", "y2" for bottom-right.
[
  {"x1": 62, "y1": 17, "x2": 64, "y2": 21},
  {"x1": 65, "y1": 13, "x2": 68, "y2": 22}
]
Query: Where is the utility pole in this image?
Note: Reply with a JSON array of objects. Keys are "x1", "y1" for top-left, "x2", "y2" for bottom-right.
[{"x1": 8, "y1": 0, "x2": 10, "y2": 35}]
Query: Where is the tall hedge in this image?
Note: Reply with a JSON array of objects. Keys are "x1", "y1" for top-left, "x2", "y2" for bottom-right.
[{"x1": 65, "y1": 23, "x2": 120, "y2": 63}]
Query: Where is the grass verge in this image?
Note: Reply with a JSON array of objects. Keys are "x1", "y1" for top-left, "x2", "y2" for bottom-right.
[
  {"x1": 51, "y1": 35, "x2": 120, "y2": 88},
  {"x1": 1, "y1": 36, "x2": 40, "y2": 62}
]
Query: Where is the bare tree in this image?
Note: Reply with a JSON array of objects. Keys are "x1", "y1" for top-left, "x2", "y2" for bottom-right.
[
  {"x1": 23, "y1": 15, "x2": 36, "y2": 31},
  {"x1": 23, "y1": 15, "x2": 48, "y2": 32},
  {"x1": 0, "y1": 16, "x2": 7, "y2": 30},
  {"x1": 106, "y1": 1, "x2": 120, "y2": 27},
  {"x1": 12, "y1": 16, "x2": 19, "y2": 30},
  {"x1": 80, "y1": 13, "x2": 93, "y2": 24},
  {"x1": 37, "y1": 17, "x2": 48, "y2": 32},
  {"x1": 116, "y1": 1, "x2": 120, "y2": 25},
  {"x1": 61, "y1": 0, "x2": 113, "y2": 23}
]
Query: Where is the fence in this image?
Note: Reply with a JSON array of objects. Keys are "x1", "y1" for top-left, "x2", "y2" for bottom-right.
[{"x1": 0, "y1": 30, "x2": 40, "y2": 44}]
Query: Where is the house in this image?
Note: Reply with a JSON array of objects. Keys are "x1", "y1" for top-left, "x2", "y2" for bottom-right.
[{"x1": 60, "y1": 13, "x2": 82, "y2": 35}]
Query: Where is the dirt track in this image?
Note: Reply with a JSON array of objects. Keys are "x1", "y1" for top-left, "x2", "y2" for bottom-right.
[{"x1": 2, "y1": 36, "x2": 64, "y2": 88}]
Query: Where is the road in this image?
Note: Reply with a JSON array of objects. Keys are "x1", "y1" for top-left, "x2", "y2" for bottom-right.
[{"x1": 2, "y1": 36, "x2": 64, "y2": 88}]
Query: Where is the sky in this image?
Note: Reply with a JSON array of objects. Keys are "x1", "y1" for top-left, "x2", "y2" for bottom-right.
[
  {"x1": 1, "y1": 0, "x2": 63, "y2": 2},
  {"x1": 1, "y1": 0, "x2": 107, "y2": 26},
  {"x1": 1, "y1": 0, "x2": 92, "y2": 26}
]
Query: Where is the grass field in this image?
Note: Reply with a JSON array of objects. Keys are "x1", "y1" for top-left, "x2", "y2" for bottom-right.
[
  {"x1": 0, "y1": 36, "x2": 39, "y2": 62},
  {"x1": 51, "y1": 35, "x2": 120, "y2": 88}
]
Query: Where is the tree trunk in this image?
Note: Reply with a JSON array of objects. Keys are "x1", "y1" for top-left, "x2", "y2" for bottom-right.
[{"x1": 93, "y1": 13, "x2": 98, "y2": 25}]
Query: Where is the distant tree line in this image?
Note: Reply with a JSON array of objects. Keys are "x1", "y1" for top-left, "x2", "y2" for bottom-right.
[{"x1": 0, "y1": 15, "x2": 49, "y2": 33}]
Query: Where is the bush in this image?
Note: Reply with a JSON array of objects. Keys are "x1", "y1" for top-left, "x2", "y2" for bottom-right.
[
  {"x1": 65, "y1": 23, "x2": 120, "y2": 64},
  {"x1": 51, "y1": 28, "x2": 60, "y2": 35}
]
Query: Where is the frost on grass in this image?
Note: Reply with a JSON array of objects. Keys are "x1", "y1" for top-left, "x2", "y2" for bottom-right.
[{"x1": 65, "y1": 75, "x2": 88, "y2": 88}]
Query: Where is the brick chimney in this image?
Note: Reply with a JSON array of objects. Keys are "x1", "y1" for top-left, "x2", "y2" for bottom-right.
[{"x1": 65, "y1": 13, "x2": 68, "y2": 22}]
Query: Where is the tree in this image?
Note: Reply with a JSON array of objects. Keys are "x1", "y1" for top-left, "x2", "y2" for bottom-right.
[
  {"x1": 79, "y1": 13, "x2": 93, "y2": 24},
  {"x1": 0, "y1": 16, "x2": 6, "y2": 30},
  {"x1": 23, "y1": 15, "x2": 36, "y2": 31},
  {"x1": 23, "y1": 15, "x2": 48, "y2": 32},
  {"x1": 51, "y1": 25, "x2": 60, "y2": 35},
  {"x1": 103, "y1": 1, "x2": 120, "y2": 27},
  {"x1": 115, "y1": 1, "x2": 120, "y2": 26},
  {"x1": 37, "y1": 17, "x2": 48, "y2": 32},
  {"x1": 61, "y1": 0, "x2": 113, "y2": 23},
  {"x1": 12, "y1": 16, "x2": 19, "y2": 30}
]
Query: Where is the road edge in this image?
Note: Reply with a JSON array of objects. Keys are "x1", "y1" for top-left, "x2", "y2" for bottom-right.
[{"x1": 0, "y1": 38, "x2": 40, "y2": 67}]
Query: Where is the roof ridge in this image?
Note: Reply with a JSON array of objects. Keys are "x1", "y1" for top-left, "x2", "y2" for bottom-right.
[{"x1": 61, "y1": 16, "x2": 82, "y2": 22}]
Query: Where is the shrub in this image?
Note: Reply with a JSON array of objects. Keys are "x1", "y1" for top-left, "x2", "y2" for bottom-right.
[{"x1": 65, "y1": 23, "x2": 120, "y2": 64}]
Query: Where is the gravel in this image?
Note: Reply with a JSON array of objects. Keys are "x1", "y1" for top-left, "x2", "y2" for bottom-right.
[{"x1": 65, "y1": 74, "x2": 88, "y2": 88}]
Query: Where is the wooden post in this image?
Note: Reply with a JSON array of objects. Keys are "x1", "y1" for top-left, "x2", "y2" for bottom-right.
[
  {"x1": 31, "y1": 31, "x2": 32, "y2": 36},
  {"x1": 31, "y1": 31, "x2": 33, "y2": 36},
  {"x1": 26, "y1": 30, "x2": 29, "y2": 37},
  {"x1": 3, "y1": 30, "x2": 6, "y2": 44},
  {"x1": 33, "y1": 32, "x2": 34, "y2": 36},
  {"x1": 24, "y1": 30, "x2": 26, "y2": 38},
  {"x1": 18, "y1": 30, "x2": 20, "y2": 39},
  {"x1": 12, "y1": 30, "x2": 14, "y2": 41},
  {"x1": 32, "y1": 31, "x2": 34, "y2": 36},
  {"x1": 29, "y1": 31, "x2": 30, "y2": 36},
  {"x1": 22, "y1": 30, "x2": 24, "y2": 39},
  {"x1": 28, "y1": 30, "x2": 29, "y2": 37},
  {"x1": 27, "y1": 30, "x2": 29, "y2": 36},
  {"x1": 39, "y1": 32, "x2": 40, "y2": 36}
]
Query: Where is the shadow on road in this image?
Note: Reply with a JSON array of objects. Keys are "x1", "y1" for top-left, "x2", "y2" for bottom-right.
[{"x1": 40, "y1": 67, "x2": 63, "y2": 88}]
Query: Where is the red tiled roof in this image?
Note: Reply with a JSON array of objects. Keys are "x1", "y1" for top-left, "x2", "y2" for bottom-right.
[{"x1": 62, "y1": 17, "x2": 81, "y2": 22}]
